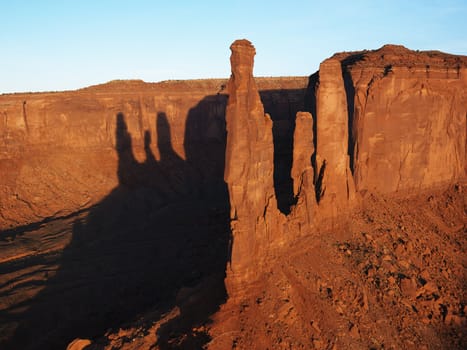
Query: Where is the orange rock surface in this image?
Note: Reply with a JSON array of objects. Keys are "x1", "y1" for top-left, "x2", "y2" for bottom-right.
[
  {"x1": 315, "y1": 58, "x2": 357, "y2": 218},
  {"x1": 224, "y1": 40, "x2": 284, "y2": 294},
  {"x1": 338, "y1": 45, "x2": 467, "y2": 193},
  {"x1": 0, "y1": 77, "x2": 307, "y2": 230},
  {"x1": 0, "y1": 41, "x2": 466, "y2": 350}
]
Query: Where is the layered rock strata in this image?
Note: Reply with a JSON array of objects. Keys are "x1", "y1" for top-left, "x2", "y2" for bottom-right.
[
  {"x1": 0, "y1": 78, "x2": 307, "y2": 230},
  {"x1": 223, "y1": 42, "x2": 467, "y2": 293},
  {"x1": 1, "y1": 42, "x2": 465, "y2": 293},
  {"x1": 335, "y1": 45, "x2": 467, "y2": 193}
]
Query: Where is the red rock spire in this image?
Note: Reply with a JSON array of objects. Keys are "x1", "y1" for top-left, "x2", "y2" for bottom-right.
[{"x1": 224, "y1": 39, "x2": 278, "y2": 294}]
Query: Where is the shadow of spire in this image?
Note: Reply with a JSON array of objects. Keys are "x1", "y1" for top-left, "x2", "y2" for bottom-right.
[
  {"x1": 116, "y1": 112, "x2": 138, "y2": 186},
  {"x1": 1, "y1": 107, "x2": 231, "y2": 350},
  {"x1": 0, "y1": 85, "x2": 305, "y2": 349}
]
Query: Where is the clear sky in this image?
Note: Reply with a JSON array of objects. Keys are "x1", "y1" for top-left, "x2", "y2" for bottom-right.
[{"x1": 1, "y1": 0, "x2": 466, "y2": 93}]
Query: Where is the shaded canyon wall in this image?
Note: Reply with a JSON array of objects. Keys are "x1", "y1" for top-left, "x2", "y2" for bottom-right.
[
  {"x1": 0, "y1": 78, "x2": 308, "y2": 229},
  {"x1": 1, "y1": 43, "x2": 466, "y2": 248}
]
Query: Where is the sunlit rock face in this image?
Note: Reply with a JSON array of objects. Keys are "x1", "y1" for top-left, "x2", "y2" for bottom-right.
[
  {"x1": 223, "y1": 41, "x2": 466, "y2": 295},
  {"x1": 223, "y1": 39, "x2": 281, "y2": 294},
  {"x1": 336, "y1": 44, "x2": 467, "y2": 193},
  {"x1": 314, "y1": 58, "x2": 357, "y2": 220}
]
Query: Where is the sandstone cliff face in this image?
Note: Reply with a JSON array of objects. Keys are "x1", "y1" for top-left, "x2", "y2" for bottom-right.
[
  {"x1": 222, "y1": 42, "x2": 466, "y2": 291},
  {"x1": 295, "y1": 44, "x2": 467, "y2": 222},
  {"x1": 1, "y1": 41, "x2": 466, "y2": 349},
  {"x1": 0, "y1": 76, "x2": 308, "y2": 349},
  {"x1": 0, "y1": 78, "x2": 308, "y2": 230},
  {"x1": 1, "y1": 42, "x2": 465, "y2": 272},
  {"x1": 338, "y1": 45, "x2": 467, "y2": 193}
]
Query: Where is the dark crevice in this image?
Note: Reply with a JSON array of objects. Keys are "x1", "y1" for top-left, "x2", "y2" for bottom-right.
[
  {"x1": 305, "y1": 72, "x2": 319, "y2": 195},
  {"x1": 315, "y1": 160, "x2": 327, "y2": 203},
  {"x1": 342, "y1": 65, "x2": 356, "y2": 175},
  {"x1": 384, "y1": 64, "x2": 393, "y2": 76},
  {"x1": 260, "y1": 88, "x2": 308, "y2": 215}
]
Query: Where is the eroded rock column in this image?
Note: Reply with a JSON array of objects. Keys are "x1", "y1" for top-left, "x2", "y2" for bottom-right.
[
  {"x1": 315, "y1": 59, "x2": 356, "y2": 219},
  {"x1": 290, "y1": 111, "x2": 316, "y2": 229},
  {"x1": 224, "y1": 40, "x2": 278, "y2": 293}
]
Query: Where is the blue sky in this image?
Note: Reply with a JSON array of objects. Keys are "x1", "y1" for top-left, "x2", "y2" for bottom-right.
[{"x1": 1, "y1": 0, "x2": 466, "y2": 93}]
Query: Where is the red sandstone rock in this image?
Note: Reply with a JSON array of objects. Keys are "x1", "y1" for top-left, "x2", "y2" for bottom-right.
[
  {"x1": 2, "y1": 45, "x2": 464, "y2": 233},
  {"x1": 224, "y1": 39, "x2": 282, "y2": 294},
  {"x1": 290, "y1": 111, "x2": 316, "y2": 228},
  {"x1": 315, "y1": 58, "x2": 357, "y2": 220},
  {"x1": 291, "y1": 112, "x2": 314, "y2": 198},
  {"x1": 1, "y1": 41, "x2": 467, "y2": 350},
  {"x1": 66, "y1": 338, "x2": 91, "y2": 350},
  {"x1": 338, "y1": 45, "x2": 467, "y2": 193},
  {"x1": 0, "y1": 78, "x2": 307, "y2": 230}
]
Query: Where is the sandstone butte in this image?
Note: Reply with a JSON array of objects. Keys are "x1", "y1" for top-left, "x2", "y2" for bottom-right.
[{"x1": 0, "y1": 40, "x2": 466, "y2": 350}]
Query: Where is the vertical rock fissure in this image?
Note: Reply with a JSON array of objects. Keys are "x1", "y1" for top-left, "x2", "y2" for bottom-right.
[
  {"x1": 304, "y1": 72, "x2": 320, "y2": 200},
  {"x1": 315, "y1": 160, "x2": 327, "y2": 203},
  {"x1": 342, "y1": 65, "x2": 356, "y2": 174}
]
